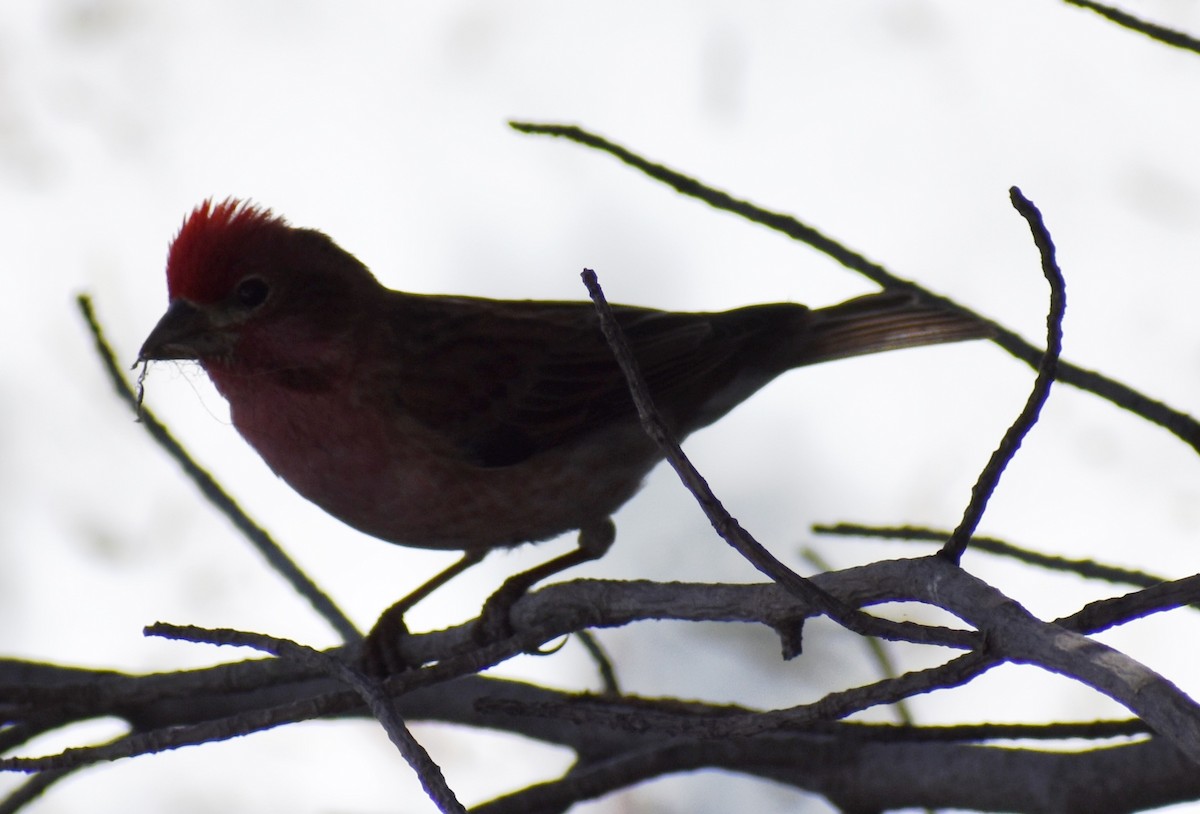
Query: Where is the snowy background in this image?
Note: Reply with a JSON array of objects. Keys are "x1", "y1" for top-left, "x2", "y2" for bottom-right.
[{"x1": 4, "y1": 1, "x2": 1200, "y2": 812}]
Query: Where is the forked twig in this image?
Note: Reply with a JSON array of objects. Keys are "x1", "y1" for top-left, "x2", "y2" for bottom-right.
[
  {"x1": 940, "y1": 187, "x2": 1065, "y2": 562},
  {"x1": 145, "y1": 623, "x2": 465, "y2": 814}
]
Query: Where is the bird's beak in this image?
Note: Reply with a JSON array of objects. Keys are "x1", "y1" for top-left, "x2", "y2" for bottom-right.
[{"x1": 138, "y1": 299, "x2": 230, "y2": 362}]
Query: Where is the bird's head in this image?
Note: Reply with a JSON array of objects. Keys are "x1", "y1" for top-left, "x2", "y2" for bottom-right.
[{"x1": 138, "y1": 198, "x2": 381, "y2": 370}]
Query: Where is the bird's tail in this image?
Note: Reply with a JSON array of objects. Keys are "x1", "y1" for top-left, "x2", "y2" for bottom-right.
[{"x1": 797, "y1": 291, "x2": 992, "y2": 366}]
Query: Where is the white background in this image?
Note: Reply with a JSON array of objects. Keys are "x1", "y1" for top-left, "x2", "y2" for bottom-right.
[{"x1": 3, "y1": 2, "x2": 1200, "y2": 812}]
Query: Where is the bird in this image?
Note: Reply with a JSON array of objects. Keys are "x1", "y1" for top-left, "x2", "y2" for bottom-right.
[{"x1": 138, "y1": 197, "x2": 989, "y2": 654}]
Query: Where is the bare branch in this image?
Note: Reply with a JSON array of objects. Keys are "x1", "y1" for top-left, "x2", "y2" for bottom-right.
[
  {"x1": 815, "y1": 524, "x2": 1175, "y2": 589},
  {"x1": 1057, "y1": 575, "x2": 1200, "y2": 634},
  {"x1": 511, "y1": 122, "x2": 1200, "y2": 457},
  {"x1": 1063, "y1": 0, "x2": 1200, "y2": 55}
]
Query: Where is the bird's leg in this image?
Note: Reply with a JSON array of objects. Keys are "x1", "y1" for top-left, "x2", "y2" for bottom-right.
[
  {"x1": 475, "y1": 518, "x2": 617, "y2": 644},
  {"x1": 362, "y1": 549, "x2": 487, "y2": 675}
]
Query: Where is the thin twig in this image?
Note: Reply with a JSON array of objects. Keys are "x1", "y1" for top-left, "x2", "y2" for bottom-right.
[
  {"x1": 814, "y1": 524, "x2": 1173, "y2": 589},
  {"x1": 793, "y1": 718, "x2": 1150, "y2": 742},
  {"x1": 511, "y1": 122, "x2": 1200, "y2": 456},
  {"x1": 77, "y1": 295, "x2": 360, "y2": 643},
  {"x1": 574, "y1": 631, "x2": 621, "y2": 695},
  {"x1": 1063, "y1": 0, "x2": 1200, "y2": 55},
  {"x1": 940, "y1": 187, "x2": 1065, "y2": 562},
  {"x1": 0, "y1": 770, "x2": 71, "y2": 814},
  {"x1": 1057, "y1": 574, "x2": 1200, "y2": 634}
]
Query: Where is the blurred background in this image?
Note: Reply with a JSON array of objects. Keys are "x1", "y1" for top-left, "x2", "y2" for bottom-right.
[{"x1": 4, "y1": 1, "x2": 1200, "y2": 811}]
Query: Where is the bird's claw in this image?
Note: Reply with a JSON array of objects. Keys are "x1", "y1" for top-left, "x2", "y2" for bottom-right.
[
  {"x1": 361, "y1": 604, "x2": 416, "y2": 677},
  {"x1": 473, "y1": 586, "x2": 521, "y2": 646}
]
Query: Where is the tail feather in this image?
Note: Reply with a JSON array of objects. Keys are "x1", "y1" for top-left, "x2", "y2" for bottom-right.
[{"x1": 797, "y1": 292, "x2": 991, "y2": 366}]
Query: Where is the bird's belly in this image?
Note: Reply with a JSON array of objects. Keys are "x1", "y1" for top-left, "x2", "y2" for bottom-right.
[{"x1": 229, "y1": 391, "x2": 655, "y2": 551}]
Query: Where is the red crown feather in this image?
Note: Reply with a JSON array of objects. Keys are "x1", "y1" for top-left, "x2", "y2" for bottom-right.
[{"x1": 165, "y1": 198, "x2": 287, "y2": 303}]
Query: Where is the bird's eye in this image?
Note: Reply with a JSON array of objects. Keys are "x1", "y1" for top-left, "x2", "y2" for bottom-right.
[{"x1": 235, "y1": 277, "x2": 270, "y2": 309}]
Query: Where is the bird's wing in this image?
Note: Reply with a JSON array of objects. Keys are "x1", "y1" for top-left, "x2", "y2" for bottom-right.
[{"x1": 373, "y1": 294, "x2": 799, "y2": 467}]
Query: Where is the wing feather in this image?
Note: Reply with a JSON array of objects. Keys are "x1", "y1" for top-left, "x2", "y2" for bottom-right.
[{"x1": 371, "y1": 294, "x2": 804, "y2": 466}]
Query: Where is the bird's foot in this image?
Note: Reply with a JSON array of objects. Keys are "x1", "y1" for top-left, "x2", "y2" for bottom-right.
[
  {"x1": 360, "y1": 551, "x2": 489, "y2": 675},
  {"x1": 472, "y1": 519, "x2": 617, "y2": 647},
  {"x1": 472, "y1": 582, "x2": 526, "y2": 645},
  {"x1": 361, "y1": 601, "x2": 416, "y2": 677}
]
